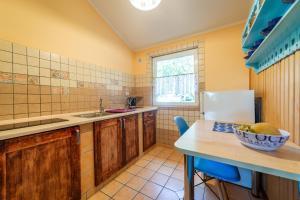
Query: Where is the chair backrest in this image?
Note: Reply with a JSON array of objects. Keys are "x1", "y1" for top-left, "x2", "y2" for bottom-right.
[
  {"x1": 174, "y1": 116, "x2": 189, "y2": 136},
  {"x1": 203, "y1": 90, "x2": 255, "y2": 123}
]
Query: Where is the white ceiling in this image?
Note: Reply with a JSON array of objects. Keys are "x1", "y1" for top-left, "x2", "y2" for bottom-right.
[{"x1": 89, "y1": 0, "x2": 252, "y2": 50}]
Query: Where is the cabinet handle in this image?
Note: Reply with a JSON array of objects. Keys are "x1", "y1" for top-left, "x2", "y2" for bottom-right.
[{"x1": 75, "y1": 129, "x2": 80, "y2": 144}]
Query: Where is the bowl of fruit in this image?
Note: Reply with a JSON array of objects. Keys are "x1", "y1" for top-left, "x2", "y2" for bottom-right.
[{"x1": 233, "y1": 123, "x2": 289, "y2": 151}]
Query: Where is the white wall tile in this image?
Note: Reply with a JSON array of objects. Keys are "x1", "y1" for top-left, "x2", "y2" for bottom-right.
[
  {"x1": 13, "y1": 54, "x2": 27, "y2": 65},
  {"x1": 51, "y1": 61, "x2": 60, "y2": 70},
  {"x1": 40, "y1": 51, "x2": 50, "y2": 60},
  {"x1": 13, "y1": 43, "x2": 26, "y2": 55},
  {"x1": 51, "y1": 78, "x2": 60, "y2": 86},
  {"x1": 27, "y1": 48, "x2": 39, "y2": 58},
  {"x1": 27, "y1": 57, "x2": 39, "y2": 67},
  {"x1": 28, "y1": 66, "x2": 39, "y2": 76},
  {"x1": 40, "y1": 59, "x2": 50, "y2": 69},
  {"x1": 0, "y1": 39, "x2": 12, "y2": 52},
  {"x1": 40, "y1": 77, "x2": 50, "y2": 85},
  {"x1": 13, "y1": 63, "x2": 27, "y2": 74},
  {"x1": 40, "y1": 68, "x2": 50, "y2": 77},
  {"x1": 0, "y1": 61, "x2": 12, "y2": 73},
  {"x1": 51, "y1": 53, "x2": 60, "y2": 62},
  {"x1": 0, "y1": 50, "x2": 12, "y2": 62}
]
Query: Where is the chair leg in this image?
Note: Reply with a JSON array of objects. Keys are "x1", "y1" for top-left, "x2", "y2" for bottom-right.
[
  {"x1": 194, "y1": 171, "x2": 220, "y2": 200},
  {"x1": 216, "y1": 180, "x2": 229, "y2": 200}
]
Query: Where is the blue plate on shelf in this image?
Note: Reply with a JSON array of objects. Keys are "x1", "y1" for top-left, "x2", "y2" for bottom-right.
[
  {"x1": 249, "y1": 39, "x2": 264, "y2": 50},
  {"x1": 261, "y1": 26, "x2": 274, "y2": 36},
  {"x1": 261, "y1": 17, "x2": 282, "y2": 36},
  {"x1": 268, "y1": 16, "x2": 282, "y2": 26},
  {"x1": 244, "y1": 50, "x2": 255, "y2": 60}
]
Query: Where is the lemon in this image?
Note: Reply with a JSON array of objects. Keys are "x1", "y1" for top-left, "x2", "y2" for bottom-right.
[
  {"x1": 250, "y1": 123, "x2": 280, "y2": 135},
  {"x1": 237, "y1": 125, "x2": 251, "y2": 132}
]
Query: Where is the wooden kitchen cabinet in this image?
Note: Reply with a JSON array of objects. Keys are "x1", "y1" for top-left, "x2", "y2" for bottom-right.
[
  {"x1": 94, "y1": 118, "x2": 122, "y2": 186},
  {"x1": 122, "y1": 114, "x2": 139, "y2": 165},
  {"x1": 143, "y1": 111, "x2": 157, "y2": 152},
  {"x1": 0, "y1": 127, "x2": 81, "y2": 200}
]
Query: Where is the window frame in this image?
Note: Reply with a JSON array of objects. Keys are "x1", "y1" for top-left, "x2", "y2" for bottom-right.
[{"x1": 152, "y1": 48, "x2": 199, "y2": 107}]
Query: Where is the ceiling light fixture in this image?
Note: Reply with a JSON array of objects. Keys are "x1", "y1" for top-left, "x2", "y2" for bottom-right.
[{"x1": 129, "y1": 0, "x2": 161, "y2": 11}]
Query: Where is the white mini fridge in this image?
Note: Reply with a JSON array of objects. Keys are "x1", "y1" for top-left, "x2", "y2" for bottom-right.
[
  {"x1": 203, "y1": 90, "x2": 255, "y2": 124},
  {"x1": 202, "y1": 90, "x2": 255, "y2": 189}
]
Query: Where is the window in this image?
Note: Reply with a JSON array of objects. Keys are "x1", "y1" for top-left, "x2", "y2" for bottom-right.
[{"x1": 153, "y1": 49, "x2": 198, "y2": 106}]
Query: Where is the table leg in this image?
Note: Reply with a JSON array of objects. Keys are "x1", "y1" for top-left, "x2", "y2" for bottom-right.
[{"x1": 184, "y1": 155, "x2": 194, "y2": 200}]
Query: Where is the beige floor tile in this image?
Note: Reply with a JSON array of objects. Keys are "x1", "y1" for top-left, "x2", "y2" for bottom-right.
[
  {"x1": 133, "y1": 193, "x2": 152, "y2": 200},
  {"x1": 150, "y1": 172, "x2": 169, "y2": 186},
  {"x1": 176, "y1": 190, "x2": 184, "y2": 199},
  {"x1": 126, "y1": 176, "x2": 147, "y2": 191},
  {"x1": 168, "y1": 152, "x2": 183, "y2": 162},
  {"x1": 145, "y1": 162, "x2": 162, "y2": 171},
  {"x1": 115, "y1": 171, "x2": 134, "y2": 184},
  {"x1": 175, "y1": 163, "x2": 184, "y2": 171},
  {"x1": 127, "y1": 165, "x2": 143, "y2": 175},
  {"x1": 135, "y1": 159, "x2": 150, "y2": 167},
  {"x1": 147, "y1": 148, "x2": 161, "y2": 156},
  {"x1": 175, "y1": 186, "x2": 206, "y2": 200},
  {"x1": 171, "y1": 169, "x2": 184, "y2": 181},
  {"x1": 157, "y1": 165, "x2": 174, "y2": 176},
  {"x1": 162, "y1": 148, "x2": 174, "y2": 154},
  {"x1": 157, "y1": 188, "x2": 179, "y2": 200},
  {"x1": 147, "y1": 151, "x2": 158, "y2": 156},
  {"x1": 163, "y1": 160, "x2": 178, "y2": 169},
  {"x1": 151, "y1": 157, "x2": 166, "y2": 165},
  {"x1": 101, "y1": 180, "x2": 123, "y2": 197},
  {"x1": 141, "y1": 154, "x2": 155, "y2": 161},
  {"x1": 137, "y1": 168, "x2": 155, "y2": 180},
  {"x1": 140, "y1": 182, "x2": 163, "y2": 199},
  {"x1": 162, "y1": 151, "x2": 173, "y2": 158},
  {"x1": 165, "y1": 178, "x2": 184, "y2": 192},
  {"x1": 88, "y1": 191, "x2": 111, "y2": 200},
  {"x1": 113, "y1": 186, "x2": 137, "y2": 200},
  {"x1": 157, "y1": 153, "x2": 170, "y2": 159}
]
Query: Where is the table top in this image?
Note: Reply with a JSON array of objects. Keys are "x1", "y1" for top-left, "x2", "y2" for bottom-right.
[{"x1": 174, "y1": 120, "x2": 300, "y2": 181}]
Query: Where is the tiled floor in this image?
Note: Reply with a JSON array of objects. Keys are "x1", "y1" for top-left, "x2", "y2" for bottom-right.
[{"x1": 89, "y1": 145, "x2": 219, "y2": 200}]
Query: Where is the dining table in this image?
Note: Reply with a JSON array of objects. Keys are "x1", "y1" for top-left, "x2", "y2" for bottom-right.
[{"x1": 174, "y1": 120, "x2": 300, "y2": 200}]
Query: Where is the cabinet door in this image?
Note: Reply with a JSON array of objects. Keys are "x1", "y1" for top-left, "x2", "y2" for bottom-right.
[
  {"x1": 143, "y1": 111, "x2": 156, "y2": 152},
  {"x1": 0, "y1": 127, "x2": 81, "y2": 200},
  {"x1": 123, "y1": 115, "x2": 139, "y2": 164},
  {"x1": 94, "y1": 118, "x2": 122, "y2": 186}
]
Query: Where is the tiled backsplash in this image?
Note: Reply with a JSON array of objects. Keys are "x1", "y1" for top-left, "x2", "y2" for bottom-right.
[
  {"x1": 132, "y1": 40, "x2": 205, "y2": 145},
  {"x1": 0, "y1": 38, "x2": 205, "y2": 146},
  {"x1": 0, "y1": 39, "x2": 135, "y2": 120}
]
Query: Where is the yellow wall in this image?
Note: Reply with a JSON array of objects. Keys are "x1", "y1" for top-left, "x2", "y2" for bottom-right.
[
  {"x1": 133, "y1": 23, "x2": 249, "y2": 91},
  {"x1": 0, "y1": 0, "x2": 133, "y2": 73}
]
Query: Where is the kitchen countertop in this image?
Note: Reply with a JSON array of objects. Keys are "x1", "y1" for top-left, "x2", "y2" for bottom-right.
[{"x1": 0, "y1": 106, "x2": 158, "y2": 140}]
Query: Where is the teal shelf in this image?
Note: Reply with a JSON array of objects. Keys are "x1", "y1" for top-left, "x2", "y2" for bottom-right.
[
  {"x1": 242, "y1": 0, "x2": 291, "y2": 51},
  {"x1": 246, "y1": 0, "x2": 300, "y2": 73}
]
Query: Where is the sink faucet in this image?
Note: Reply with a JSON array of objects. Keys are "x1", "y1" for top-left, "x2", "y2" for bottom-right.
[{"x1": 99, "y1": 98, "x2": 104, "y2": 113}]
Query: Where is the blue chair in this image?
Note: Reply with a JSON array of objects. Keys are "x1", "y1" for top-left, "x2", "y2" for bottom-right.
[{"x1": 174, "y1": 116, "x2": 240, "y2": 199}]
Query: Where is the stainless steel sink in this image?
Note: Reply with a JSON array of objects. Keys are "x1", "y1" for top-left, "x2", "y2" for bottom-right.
[{"x1": 73, "y1": 112, "x2": 112, "y2": 118}]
